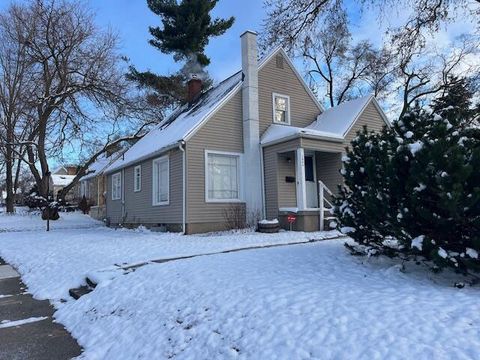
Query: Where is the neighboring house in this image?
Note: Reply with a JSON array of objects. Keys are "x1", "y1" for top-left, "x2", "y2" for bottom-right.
[
  {"x1": 50, "y1": 166, "x2": 78, "y2": 202},
  {"x1": 78, "y1": 152, "x2": 123, "y2": 220},
  {"x1": 103, "y1": 31, "x2": 390, "y2": 234}
]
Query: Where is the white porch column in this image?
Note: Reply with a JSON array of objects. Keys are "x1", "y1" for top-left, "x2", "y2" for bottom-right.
[{"x1": 295, "y1": 148, "x2": 306, "y2": 210}]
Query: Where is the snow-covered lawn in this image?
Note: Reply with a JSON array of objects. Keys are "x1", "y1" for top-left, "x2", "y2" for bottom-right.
[
  {"x1": 56, "y1": 241, "x2": 480, "y2": 359},
  {"x1": 0, "y1": 211, "x2": 336, "y2": 300},
  {"x1": 0, "y1": 211, "x2": 479, "y2": 359},
  {"x1": 0, "y1": 208, "x2": 103, "y2": 232}
]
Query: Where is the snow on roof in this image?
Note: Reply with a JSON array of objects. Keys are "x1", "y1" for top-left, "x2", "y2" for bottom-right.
[
  {"x1": 80, "y1": 154, "x2": 118, "y2": 181},
  {"x1": 261, "y1": 95, "x2": 389, "y2": 145},
  {"x1": 105, "y1": 71, "x2": 243, "y2": 173},
  {"x1": 51, "y1": 174, "x2": 75, "y2": 187},
  {"x1": 308, "y1": 95, "x2": 374, "y2": 136},
  {"x1": 261, "y1": 124, "x2": 343, "y2": 146}
]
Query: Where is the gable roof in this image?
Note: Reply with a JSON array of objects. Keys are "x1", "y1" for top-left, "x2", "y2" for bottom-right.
[
  {"x1": 308, "y1": 95, "x2": 390, "y2": 137},
  {"x1": 259, "y1": 47, "x2": 325, "y2": 113},
  {"x1": 80, "y1": 152, "x2": 123, "y2": 181},
  {"x1": 261, "y1": 95, "x2": 390, "y2": 146},
  {"x1": 105, "y1": 46, "x2": 328, "y2": 173},
  {"x1": 105, "y1": 71, "x2": 243, "y2": 173},
  {"x1": 51, "y1": 174, "x2": 75, "y2": 187}
]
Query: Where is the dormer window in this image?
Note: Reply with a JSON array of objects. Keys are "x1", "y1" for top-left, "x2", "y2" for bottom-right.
[{"x1": 272, "y1": 93, "x2": 291, "y2": 125}]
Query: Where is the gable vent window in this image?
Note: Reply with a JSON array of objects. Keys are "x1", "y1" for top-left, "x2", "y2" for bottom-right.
[
  {"x1": 272, "y1": 93, "x2": 291, "y2": 125},
  {"x1": 275, "y1": 54, "x2": 284, "y2": 69}
]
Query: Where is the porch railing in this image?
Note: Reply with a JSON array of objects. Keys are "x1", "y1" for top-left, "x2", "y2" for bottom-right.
[{"x1": 318, "y1": 180, "x2": 335, "y2": 231}]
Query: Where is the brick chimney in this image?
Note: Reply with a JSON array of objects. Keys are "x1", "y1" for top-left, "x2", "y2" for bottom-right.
[{"x1": 187, "y1": 75, "x2": 202, "y2": 103}]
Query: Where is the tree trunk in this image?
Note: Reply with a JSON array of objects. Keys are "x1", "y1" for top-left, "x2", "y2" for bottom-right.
[
  {"x1": 5, "y1": 146, "x2": 14, "y2": 213},
  {"x1": 4, "y1": 121, "x2": 14, "y2": 213}
]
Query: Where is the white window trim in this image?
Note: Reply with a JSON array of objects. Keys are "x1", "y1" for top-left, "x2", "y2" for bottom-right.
[
  {"x1": 205, "y1": 150, "x2": 243, "y2": 203},
  {"x1": 111, "y1": 172, "x2": 122, "y2": 201},
  {"x1": 272, "y1": 93, "x2": 291, "y2": 125},
  {"x1": 134, "y1": 165, "x2": 142, "y2": 192},
  {"x1": 152, "y1": 155, "x2": 170, "y2": 206},
  {"x1": 80, "y1": 181, "x2": 87, "y2": 198}
]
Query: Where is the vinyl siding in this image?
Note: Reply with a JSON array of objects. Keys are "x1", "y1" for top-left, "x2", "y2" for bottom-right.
[
  {"x1": 263, "y1": 146, "x2": 278, "y2": 220},
  {"x1": 315, "y1": 152, "x2": 343, "y2": 195},
  {"x1": 277, "y1": 152, "x2": 297, "y2": 208},
  {"x1": 258, "y1": 53, "x2": 321, "y2": 136},
  {"x1": 186, "y1": 91, "x2": 246, "y2": 224},
  {"x1": 105, "y1": 171, "x2": 123, "y2": 224},
  {"x1": 344, "y1": 102, "x2": 386, "y2": 143},
  {"x1": 263, "y1": 139, "x2": 301, "y2": 219},
  {"x1": 106, "y1": 148, "x2": 183, "y2": 225},
  {"x1": 301, "y1": 138, "x2": 345, "y2": 153},
  {"x1": 80, "y1": 176, "x2": 104, "y2": 207}
]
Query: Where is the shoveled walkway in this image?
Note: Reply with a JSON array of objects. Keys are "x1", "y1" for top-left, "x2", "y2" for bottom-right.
[{"x1": 0, "y1": 257, "x2": 82, "y2": 360}]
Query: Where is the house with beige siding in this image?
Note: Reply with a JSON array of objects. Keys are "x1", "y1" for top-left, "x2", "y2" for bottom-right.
[
  {"x1": 103, "y1": 30, "x2": 390, "y2": 234},
  {"x1": 78, "y1": 151, "x2": 123, "y2": 220}
]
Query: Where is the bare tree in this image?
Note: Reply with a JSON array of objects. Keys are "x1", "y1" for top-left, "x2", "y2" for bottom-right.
[
  {"x1": 0, "y1": 3, "x2": 34, "y2": 213},
  {"x1": 263, "y1": 0, "x2": 479, "y2": 118},
  {"x1": 0, "y1": 0, "x2": 158, "y2": 203},
  {"x1": 301, "y1": 7, "x2": 393, "y2": 107},
  {"x1": 261, "y1": 0, "x2": 480, "y2": 51},
  {"x1": 395, "y1": 35, "x2": 480, "y2": 118}
]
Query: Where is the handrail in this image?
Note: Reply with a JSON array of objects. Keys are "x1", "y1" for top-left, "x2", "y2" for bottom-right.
[
  {"x1": 319, "y1": 180, "x2": 334, "y2": 196},
  {"x1": 318, "y1": 180, "x2": 335, "y2": 231}
]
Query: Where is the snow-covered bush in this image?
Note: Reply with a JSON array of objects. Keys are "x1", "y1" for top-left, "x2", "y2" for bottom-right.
[{"x1": 336, "y1": 83, "x2": 480, "y2": 275}]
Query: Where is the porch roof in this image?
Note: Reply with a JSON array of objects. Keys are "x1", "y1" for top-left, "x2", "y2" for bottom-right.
[
  {"x1": 260, "y1": 124, "x2": 343, "y2": 147},
  {"x1": 308, "y1": 95, "x2": 390, "y2": 136}
]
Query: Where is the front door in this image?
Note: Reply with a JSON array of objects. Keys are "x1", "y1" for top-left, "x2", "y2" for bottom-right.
[{"x1": 304, "y1": 154, "x2": 318, "y2": 208}]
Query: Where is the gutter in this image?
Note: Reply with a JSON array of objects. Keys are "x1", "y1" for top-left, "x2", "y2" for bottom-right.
[
  {"x1": 178, "y1": 141, "x2": 186, "y2": 234},
  {"x1": 104, "y1": 142, "x2": 180, "y2": 175},
  {"x1": 260, "y1": 132, "x2": 344, "y2": 148},
  {"x1": 121, "y1": 168, "x2": 125, "y2": 221}
]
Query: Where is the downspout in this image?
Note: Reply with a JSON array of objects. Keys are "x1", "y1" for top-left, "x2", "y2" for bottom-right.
[
  {"x1": 121, "y1": 168, "x2": 125, "y2": 222},
  {"x1": 97, "y1": 176, "x2": 100, "y2": 207},
  {"x1": 178, "y1": 141, "x2": 186, "y2": 234}
]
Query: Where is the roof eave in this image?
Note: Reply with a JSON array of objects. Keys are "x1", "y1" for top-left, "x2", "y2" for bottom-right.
[
  {"x1": 104, "y1": 141, "x2": 182, "y2": 175},
  {"x1": 261, "y1": 132, "x2": 344, "y2": 148},
  {"x1": 341, "y1": 95, "x2": 391, "y2": 137}
]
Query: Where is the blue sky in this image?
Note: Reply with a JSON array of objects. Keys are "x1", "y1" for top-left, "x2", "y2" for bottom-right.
[
  {"x1": 84, "y1": 0, "x2": 265, "y2": 81},
  {"x1": 1, "y1": 0, "x2": 471, "y2": 83},
  {"x1": 0, "y1": 0, "x2": 265, "y2": 80}
]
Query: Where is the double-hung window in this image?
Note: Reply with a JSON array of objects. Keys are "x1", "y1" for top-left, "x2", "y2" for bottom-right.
[
  {"x1": 152, "y1": 156, "x2": 169, "y2": 206},
  {"x1": 134, "y1": 165, "x2": 141, "y2": 192},
  {"x1": 111, "y1": 173, "x2": 122, "y2": 200},
  {"x1": 80, "y1": 181, "x2": 88, "y2": 198},
  {"x1": 206, "y1": 151, "x2": 241, "y2": 202},
  {"x1": 272, "y1": 93, "x2": 291, "y2": 125}
]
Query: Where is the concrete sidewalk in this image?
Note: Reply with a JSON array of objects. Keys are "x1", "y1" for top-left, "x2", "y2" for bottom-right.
[{"x1": 0, "y1": 257, "x2": 82, "y2": 360}]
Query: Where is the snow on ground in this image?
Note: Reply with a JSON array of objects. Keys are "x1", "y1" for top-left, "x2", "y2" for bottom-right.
[
  {"x1": 0, "y1": 316, "x2": 48, "y2": 329},
  {"x1": 0, "y1": 213, "x2": 337, "y2": 300},
  {"x1": 55, "y1": 241, "x2": 480, "y2": 359},
  {"x1": 0, "y1": 208, "x2": 103, "y2": 232},
  {"x1": 1, "y1": 213, "x2": 479, "y2": 359}
]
